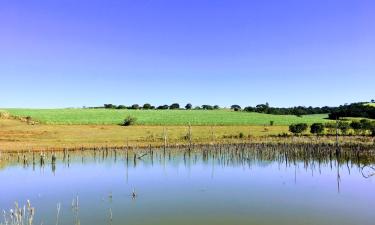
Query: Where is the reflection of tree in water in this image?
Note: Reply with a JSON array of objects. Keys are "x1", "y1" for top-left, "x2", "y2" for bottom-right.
[
  {"x1": 361, "y1": 165, "x2": 375, "y2": 178},
  {"x1": 1, "y1": 143, "x2": 375, "y2": 181}
]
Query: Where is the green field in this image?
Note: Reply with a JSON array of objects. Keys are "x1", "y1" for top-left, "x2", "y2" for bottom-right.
[{"x1": 4, "y1": 108, "x2": 331, "y2": 126}]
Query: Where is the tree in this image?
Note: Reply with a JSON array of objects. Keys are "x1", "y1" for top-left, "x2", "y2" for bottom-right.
[
  {"x1": 371, "y1": 99, "x2": 375, "y2": 103},
  {"x1": 338, "y1": 121, "x2": 350, "y2": 135},
  {"x1": 169, "y1": 103, "x2": 180, "y2": 110},
  {"x1": 202, "y1": 105, "x2": 214, "y2": 110},
  {"x1": 130, "y1": 104, "x2": 140, "y2": 110},
  {"x1": 213, "y1": 105, "x2": 220, "y2": 110},
  {"x1": 117, "y1": 105, "x2": 127, "y2": 109},
  {"x1": 185, "y1": 103, "x2": 192, "y2": 110},
  {"x1": 157, "y1": 105, "x2": 169, "y2": 110},
  {"x1": 143, "y1": 103, "x2": 152, "y2": 110},
  {"x1": 289, "y1": 123, "x2": 308, "y2": 135},
  {"x1": 310, "y1": 123, "x2": 324, "y2": 135},
  {"x1": 104, "y1": 104, "x2": 116, "y2": 109},
  {"x1": 350, "y1": 121, "x2": 362, "y2": 135},
  {"x1": 231, "y1": 105, "x2": 241, "y2": 111}
]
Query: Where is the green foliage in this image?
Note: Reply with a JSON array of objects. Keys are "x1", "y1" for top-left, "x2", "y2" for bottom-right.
[
  {"x1": 130, "y1": 104, "x2": 140, "y2": 110},
  {"x1": 270, "y1": 121, "x2": 274, "y2": 126},
  {"x1": 143, "y1": 103, "x2": 152, "y2": 110},
  {"x1": 289, "y1": 123, "x2": 308, "y2": 135},
  {"x1": 122, "y1": 116, "x2": 137, "y2": 126},
  {"x1": 5, "y1": 109, "x2": 331, "y2": 126},
  {"x1": 231, "y1": 105, "x2": 241, "y2": 111},
  {"x1": 169, "y1": 103, "x2": 180, "y2": 110},
  {"x1": 157, "y1": 105, "x2": 169, "y2": 110},
  {"x1": 185, "y1": 103, "x2": 192, "y2": 110},
  {"x1": 350, "y1": 121, "x2": 362, "y2": 131},
  {"x1": 310, "y1": 123, "x2": 324, "y2": 135},
  {"x1": 338, "y1": 121, "x2": 350, "y2": 135}
]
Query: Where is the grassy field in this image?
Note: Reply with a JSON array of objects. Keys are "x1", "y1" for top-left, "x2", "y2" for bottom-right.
[{"x1": 4, "y1": 108, "x2": 331, "y2": 126}]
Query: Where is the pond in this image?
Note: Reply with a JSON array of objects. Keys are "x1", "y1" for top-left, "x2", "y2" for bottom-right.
[{"x1": 1, "y1": 145, "x2": 375, "y2": 225}]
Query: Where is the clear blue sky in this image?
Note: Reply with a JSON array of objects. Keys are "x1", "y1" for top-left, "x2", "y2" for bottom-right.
[{"x1": 1, "y1": 0, "x2": 374, "y2": 108}]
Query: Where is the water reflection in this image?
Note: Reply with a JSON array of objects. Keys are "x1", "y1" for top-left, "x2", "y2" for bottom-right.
[{"x1": 0, "y1": 144, "x2": 375, "y2": 225}]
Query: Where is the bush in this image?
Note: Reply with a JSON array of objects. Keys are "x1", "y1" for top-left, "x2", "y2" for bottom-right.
[
  {"x1": 270, "y1": 121, "x2": 274, "y2": 126},
  {"x1": 123, "y1": 116, "x2": 137, "y2": 126},
  {"x1": 116, "y1": 105, "x2": 127, "y2": 109},
  {"x1": 350, "y1": 121, "x2": 362, "y2": 135},
  {"x1": 338, "y1": 121, "x2": 350, "y2": 135},
  {"x1": 310, "y1": 123, "x2": 324, "y2": 135},
  {"x1": 289, "y1": 123, "x2": 308, "y2": 135},
  {"x1": 239, "y1": 132, "x2": 244, "y2": 139}
]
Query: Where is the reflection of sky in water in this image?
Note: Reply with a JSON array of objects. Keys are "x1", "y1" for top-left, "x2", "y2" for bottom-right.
[{"x1": 1, "y1": 150, "x2": 374, "y2": 225}]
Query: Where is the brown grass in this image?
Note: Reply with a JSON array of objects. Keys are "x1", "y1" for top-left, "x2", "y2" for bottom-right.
[
  {"x1": 0, "y1": 119, "x2": 373, "y2": 152},
  {"x1": 0, "y1": 119, "x2": 289, "y2": 151}
]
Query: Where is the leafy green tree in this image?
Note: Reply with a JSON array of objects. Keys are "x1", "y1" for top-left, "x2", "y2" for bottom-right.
[
  {"x1": 131, "y1": 104, "x2": 140, "y2": 110},
  {"x1": 185, "y1": 103, "x2": 192, "y2": 110},
  {"x1": 310, "y1": 123, "x2": 324, "y2": 135},
  {"x1": 143, "y1": 103, "x2": 152, "y2": 110},
  {"x1": 169, "y1": 103, "x2": 180, "y2": 110},
  {"x1": 289, "y1": 123, "x2": 308, "y2": 135},
  {"x1": 104, "y1": 104, "x2": 116, "y2": 109},
  {"x1": 213, "y1": 105, "x2": 220, "y2": 110},
  {"x1": 202, "y1": 105, "x2": 214, "y2": 110},
  {"x1": 116, "y1": 105, "x2": 126, "y2": 109},
  {"x1": 231, "y1": 105, "x2": 241, "y2": 111},
  {"x1": 157, "y1": 105, "x2": 169, "y2": 110}
]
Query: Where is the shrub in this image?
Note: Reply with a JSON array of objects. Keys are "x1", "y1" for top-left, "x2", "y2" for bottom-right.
[
  {"x1": 239, "y1": 132, "x2": 244, "y2": 139},
  {"x1": 338, "y1": 121, "x2": 350, "y2": 135},
  {"x1": 289, "y1": 123, "x2": 308, "y2": 135},
  {"x1": 213, "y1": 105, "x2": 220, "y2": 110},
  {"x1": 123, "y1": 116, "x2": 137, "y2": 126},
  {"x1": 350, "y1": 121, "x2": 362, "y2": 135},
  {"x1": 270, "y1": 121, "x2": 274, "y2": 126},
  {"x1": 360, "y1": 119, "x2": 372, "y2": 133},
  {"x1": 310, "y1": 123, "x2": 324, "y2": 135}
]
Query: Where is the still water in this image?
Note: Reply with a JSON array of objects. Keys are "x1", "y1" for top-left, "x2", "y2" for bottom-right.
[{"x1": 1, "y1": 146, "x2": 374, "y2": 225}]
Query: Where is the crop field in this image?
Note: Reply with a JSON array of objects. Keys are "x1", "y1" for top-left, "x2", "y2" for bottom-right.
[{"x1": 4, "y1": 108, "x2": 331, "y2": 126}]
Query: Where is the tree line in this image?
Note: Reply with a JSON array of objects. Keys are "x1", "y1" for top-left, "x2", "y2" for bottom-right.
[
  {"x1": 97, "y1": 100, "x2": 375, "y2": 120},
  {"x1": 289, "y1": 119, "x2": 375, "y2": 136},
  {"x1": 100, "y1": 103, "x2": 221, "y2": 110}
]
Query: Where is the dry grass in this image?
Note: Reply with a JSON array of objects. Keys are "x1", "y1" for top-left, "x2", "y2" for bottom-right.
[{"x1": 0, "y1": 119, "x2": 288, "y2": 151}]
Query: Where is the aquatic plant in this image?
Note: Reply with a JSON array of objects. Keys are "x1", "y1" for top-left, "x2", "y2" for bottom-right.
[{"x1": 1, "y1": 200, "x2": 35, "y2": 225}]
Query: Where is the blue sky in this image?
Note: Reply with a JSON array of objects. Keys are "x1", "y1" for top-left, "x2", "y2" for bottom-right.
[{"x1": 0, "y1": 0, "x2": 374, "y2": 108}]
